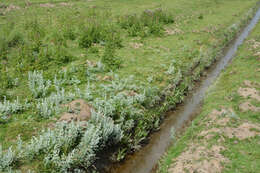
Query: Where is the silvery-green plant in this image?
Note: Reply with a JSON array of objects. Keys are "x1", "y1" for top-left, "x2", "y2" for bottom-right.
[
  {"x1": 0, "y1": 145, "x2": 16, "y2": 171},
  {"x1": 28, "y1": 71, "x2": 51, "y2": 98},
  {"x1": 36, "y1": 98, "x2": 57, "y2": 118},
  {"x1": 44, "y1": 111, "x2": 122, "y2": 172},
  {"x1": 44, "y1": 124, "x2": 100, "y2": 172},
  {"x1": 53, "y1": 75, "x2": 64, "y2": 91},
  {"x1": 23, "y1": 122, "x2": 82, "y2": 160},
  {"x1": 83, "y1": 83, "x2": 94, "y2": 101},
  {"x1": 36, "y1": 87, "x2": 78, "y2": 118},
  {"x1": 100, "y1": 75, "x2": 138, "y2": 93},
  {"x1": 0, "y1": 97, "x2": 29, "y2": 120},
  {"x1": 172, "y1": 69, "x2": 182, "y2": 84},
  {"x1": 165, "y1": 65, "x2": 176, "y2": 75},
  {"x1": 147, "y1": 76, "x2": 153, "y2": 83},
  {"x1": 6, "y1": 168, "x2": 22, "y2": 173},
  {"x1": 90, "y1": 110, "x2": 123, "y2": 144},
  {"x1": 67, "y1": 77, "x2": 81, "y2": 86},
  {"x1": 85, "y1": 61, "x2": 104, "y2": 82}
]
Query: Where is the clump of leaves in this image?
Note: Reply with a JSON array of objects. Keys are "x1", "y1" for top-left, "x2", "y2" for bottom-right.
[
  {"x1": 101, "y1": 43, "x2": 122, "y2": 71},
  {"x1": 118, "y1": 8, "x2": 174, "y2": 37},
  {"x1": 79, "y1": 21, "x2": 105, "y2": 48},
  {"x1": 79, "y1": 20, "x2": 122, "y2": 49},
  {"x1": 7, "y1": 32, "x2": 24, "y2": 48}
]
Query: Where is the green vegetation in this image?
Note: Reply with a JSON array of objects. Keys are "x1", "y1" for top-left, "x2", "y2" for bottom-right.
[
  {"x1": 0, "y1": 0, "x2": 259, "y2": 172},
  {"x1": 158, "y1": 17, "x2": 260, "y2": 173}
]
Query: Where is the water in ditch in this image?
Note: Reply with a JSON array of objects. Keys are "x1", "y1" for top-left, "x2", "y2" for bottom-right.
[{"x1": 109, "y1": 7, "x2": 260, "y2": 173}]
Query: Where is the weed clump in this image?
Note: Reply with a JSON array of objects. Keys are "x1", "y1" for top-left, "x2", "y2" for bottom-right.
[
  {"x1": 101, "y1": 43, "x2": 122, "y2": 71},
  {"x1": 79, "y1": 21, "x2": 122, "y2": 49},
  {"x1": 118, "y1": 8, "x2": 174, "y2": 37}
]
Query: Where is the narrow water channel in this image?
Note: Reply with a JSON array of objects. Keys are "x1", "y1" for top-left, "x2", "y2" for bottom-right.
[{"x1": 110, "y1": 7, "x2": 260, "y2": 173}]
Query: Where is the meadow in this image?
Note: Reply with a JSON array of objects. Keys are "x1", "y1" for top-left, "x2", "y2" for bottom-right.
[{"x1": 0, "y1": 0, "x2": 259, "y2": 172}]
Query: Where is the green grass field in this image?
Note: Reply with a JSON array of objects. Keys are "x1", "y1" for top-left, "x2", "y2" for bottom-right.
[
  {"x1": 0, "y1": 0, "x2": 259, "y2": 172},
  {"x1": 158, "y1": 15, "x2": 260, "y2": 173}
]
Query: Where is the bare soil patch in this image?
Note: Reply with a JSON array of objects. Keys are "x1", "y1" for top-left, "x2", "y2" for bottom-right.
[
  {"x1": 130, "y1": 42, "x2": 143, "y2": 49},
  {"x1": 168, "y1": 144, "x2": 228, "y2": 173},
  {"x1": 239, "y1": 101, "x2": 260, "y2": 112},
  {"x1": 223, "y1": 122, "x2": 260, "y2": 140},
  {"x1": 59, "y1": 99, "x2": 94, "y2": 122},
  {"x1": 170, "y1": 106, "x2": 260, "y2": 172},
  {"x1": 165, "y1": 28, "x2": 183, "y2": 35},
  {"x1": 0, "y1": 4, "x2": 20, "y2": 15},
  {"x1": 39, "y1": 3, "x2": 55, "y2": 8},
  {"x1": 200, "y1": 109, "x2": 260, "y2": 140},
  {"x1": 237, "y1": 87, "x2": 260, "y2": 101},
  {"x1": 59, "y1": 2, "x2": 72, "y2": 6}
]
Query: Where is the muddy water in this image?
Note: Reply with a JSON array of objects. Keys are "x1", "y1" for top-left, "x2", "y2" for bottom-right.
[{"x1": 110, "y1": 7, "x2": 260, "y2": 173}]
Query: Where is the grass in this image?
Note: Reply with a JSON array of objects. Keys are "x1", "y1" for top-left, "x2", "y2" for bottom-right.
[
  {"x1": 0, "y1": 0, "x2": 259, "y2": 172},
  {"x1": 157, "y1": 16, "x2": 260, "y2": 173}
]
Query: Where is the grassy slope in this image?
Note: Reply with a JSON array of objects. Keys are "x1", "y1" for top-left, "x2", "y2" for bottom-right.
[
  {"x1": 158, "y1": 17, "x2": 260, "y2": 173},
  {"x1": 0, "y1": 0, "x2": 259, "y2": 172}
]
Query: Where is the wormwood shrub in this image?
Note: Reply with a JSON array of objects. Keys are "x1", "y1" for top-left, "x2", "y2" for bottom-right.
[
  {"x1": 93, "y1": 75, "x2": 161, "y2": 149},
  {"x1": 1, "y1": 73, "x2": 161, "y2": 171},
  {"x1": 35, "y1": 67, "x2": 83, "y2": 118},
  {"x1": 28, "y1": 71, "x2": 51, "y2": 98},
  {"x1": 44, "y1": 112, "x2": 123, "y2": 172},
  {"x1": 0, "y1": 145, "x2": 16, "y2": 171},
  {"x1": 0, "y1": 97, "x2": 29, "y2": 120},
  {"x1": 53, "y1": 67, "x2": 82, "y2": 88},
  {"x1": 3, "y1": 112, "x2": 122, "y2": 172},
  {"x1": 22, "y1": 122, "x2": 82, "y2": 160},
  {"x1": 86, "y1": 61, "x2": 105, "y2": 82},
  {"x1": 36, "y1": 87, "x2": 81, "y2": 118}
]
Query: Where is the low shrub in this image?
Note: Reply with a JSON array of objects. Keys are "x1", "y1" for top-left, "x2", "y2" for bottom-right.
[
  {"x1": 0, "y1": 145, "x2": 16, "y2": 171},
  {"x1": 101, "y1": 44, "x2": 122, "y2": 71},
  {"x1": 63, "y1": 26, "x2": 76, "y2": 40},
  {"x1": 79, "y1": 21, "x2": 105, "y2": 48},
  {"x1": 7, "y1": 32, "x2": 24, "y2": 48},
  {"x1": 0, "y1": 97, "x2": 29, "y2": 120},
  {"x1": 28, "y1": 71, "x2": 51, "y2": 98},
  {"x1": 36, "y1": 87, "x2": 80, "y2": 118},
  {"x1": 118, "y1": 8, "x2": 174, "y2": 37},
  {"x1": 79, "y1": 21, "x2": 122, "y2": 49},
  {"x1": 44, "y1": 112, "x2": 123, "y2": 172}
]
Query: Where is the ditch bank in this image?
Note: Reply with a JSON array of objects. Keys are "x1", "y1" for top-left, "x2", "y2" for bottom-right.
[{"x1": 108, "y1": 6, "x2": 260, "y2": 173}]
